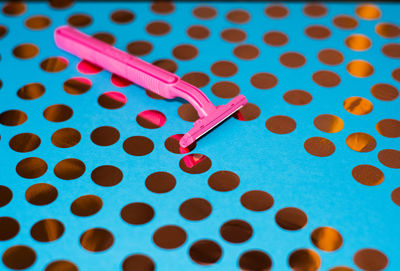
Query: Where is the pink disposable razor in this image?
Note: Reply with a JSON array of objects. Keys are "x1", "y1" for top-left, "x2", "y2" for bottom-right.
[{"x1": 54, "y1": 26, "x2": 247, "y2": 147}]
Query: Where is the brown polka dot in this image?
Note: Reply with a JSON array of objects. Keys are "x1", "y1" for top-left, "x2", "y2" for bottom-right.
[
  {"x1": 303, "y1": 3, "x2": 327, "y2": 18},
  {"x1": 43, "y1": 104, "x2": 73, "y2": 122},
  {"x1": 233, "y1": 44, "x2": 259, "y2": 60},
  {"x1": 346, "y1": 34, "x2": 371, "y2": 51},
  {"x1": 0, "y1": 217, "x2": 19, "y2": 241},
  {"x1": 91, "y1": 126, "x2": 120, "y2": 146},
  {"x1": 179, "y1": 198, "x2": 212, "y2": 221},
  {"x1": 41, "y1": 57, "x2": 68, "y2": 72},
  {"x1": 136, "y1": 110, "x2": 166, "y2": 129},
  {"x1": 239, "y1": 250, "x2": 273, "y2": 271},
  {"x1": 164, "y1": 134, "x2": 196, "y2": 154},
  {"x1": 346, "y1": 132, "x2": 376, "y2": 152},
  {"x1": 172, "y1": 44, "x2": 198, "y2": 60},
  {"x1": 2, "y1": 1, "x2": 26, "y2": 16},
  {"x1": 93, "y1": 32, "x2": 116, "y2": 45},
  {"x1": 153, "y1": 225, "x2": 187, "y2": 249},
  {"x1": 178, "y1": 103, "x2": 199, "y2": 122},
  {"x1": 189, "y1": 240, "x2": 222, "y2": 265},
  {"x1": 0, "y1": 25, "x2": 8, "y2": 39},
  {"x1": 378, "y1": 149, "x2": 400, "y2": 169},
  {"x1": 123, "y1": 136, "x2": 154, "y2": 156},
  {"x1": 376, "y1": 23, "x2": 400, "y2": 38},
  {"x1": 352, "y1": 165, "x2": 384, "y2": 186},
  {"x1": 241, "y1": 190, "x2": 274, "y2": 211},
  {"x1": 353, "y1": 249, "x2": 388, "y2": 271},
  {"x1": 2, "y1": 245, "x2": 36, "y2": 270},
  {"x1": 121, "y1": 202, "x2": 154, "y2": 225},
  {"x1": 355, "y1": 4, "x2": 381, "y2": 20},
  {"x1": 314, "y1": 114, "x2": 344, "y2": 133},
  {"x1": 146, "y1": 21, "x2": 170, "y2": 36},
  {"x1": 25, "y1": 183, "x2": 58, "y2": 206},
  {"x1": 382, "y1": 43, "x2": 400, "y2": 58},
  {"x1": 371, "y1": 83, "x2": 398, "y2": 101},
  {"x1": 265, "y1": 5, "x2": 288, "y2": 19},
  {"x1": 211, "y1": 81, "x2": 240, "y2": 99},
  {"x1": 77, "y1": 60, "x2": 102, "y2": 74},
  {"x1": 151, "y1": 1, "x2": 174, "y2": 14},
  {"x1": 127, "y1": 41, "x2": 153, "y2": 56},
  {"x1": 280, "y1": 52, "x2": 306, "y2": 68},
  {"x1": 233, "y1": 103, "x2": 261, "y2": 121},
  {"x1": 152, "y1": 59, "x2": 178, "y2": 73},
  {"x1": 31, "y1": 219, "x2": 64, "y2": 242},
  {"x1": 329, "y1": 267, "x2": 354, "y2": 271},
  {"x1": 110, "y1": 10, "x2": 134, "y2": 24},
  {"x1": 250, "y1": 73, "x2": 278, "y2": 89},
  {"x1": 0, "y1": 110, "x2": 27, "y2": 126},
  {"x1": 64, "y1": 77, "x2": 91, "y2": 95},
  {"x1": 91, "y1": 165, "x2": 123, "y2": 187},
  {"x1": 208, "y1": 171, "x2": 240, "y2": 192},
  {"x1": 45, "y1": 260, "x2": 78, "y2": 271},
  {"x1": 51, "y1": 128, "x2": 80, "y2": 148},
  {"x1": 54, "y1": 158, "x2": 85, "y2": 180},
  {"x1": 9, "y1": 133, "x2": 41, "y2": 153},
  {"x1": 122, "y1": 254, "x2": 155, "y2": 271},
  {"x1": 312, "y1": 70, "x2": 340, "y2": 87},
  {"x1": 0, "y1": 185, "x2": 12, "y2": 207},
  {"x1": 179, "y1": 154, "x2": 212, "y2": 174},
  {"x1": 311, "y1": 227, "x2": 343, "y2": 252},
  {"x1": 283, "y1": 90, "x2": 312, "y2": 106},
  {"x1": 263, "y1": 31, "x2": 288, "y2": 47},
  {"x1": 16, "y1": 157, "x2": 47, "y2": 179},
  {"x1": 71, "y1": 195, "x2": 102, "y2": 217},
  {"x1": 288, "y1": 249, "x2": 321, "y2": 271},
  {"x1": 221, "y1": 28, "x2": 246, "y2": 43},
  {"x1": 226, "y1": 9, "x2": 250, "y2": 24},
  {"x1": 275, "y1": 207, "x2": 307, "y2": 230},
  {"x1": 211, "y1": 61, "x2": 238, "y2": 77},
  {"x1": 305, "y1": 25, "x2": 331, "y2": 40},
  {"x1": 145, "y1": 171, "x2": 176, "y2": 193},
  {"x1": 187, "y1": 25, "x2": 210, "y2": 40},
  {"x1": 220, "y1": 219, "x2": 253, "y2": 243},
  {"x1": 376, "y1": 119, "x2": 400, "y2": 138},
  {"x1": 98, "y1": 91, "x2": 127, "y2": 109},
  {"x1": 25, "y1": 15, "x2": 51, "y2": 30},
  {"x1": 49, "y1": 0, "x2": 73, "y2": 9},
  {"x1": 304, "y1": 137, "x2": 335, "y2": 157},
  {"x1": 192, "y1": 6, "x2": 217, "y2": 20},
  {"x1": 182, "y1": 72, "x2": 209, "y2": 88},
  {"x1": 333, "y1": 15, "x2": 358, "y2": 30},
  {"x1": 80, "y1": 228, "x2": 114, "y2": 252},
  {"x1": 318, "y1": 49, "x2": 344, "y2": 66},
  {"x1": 17, "y1": 82, "x2": 45, "y2": 100},
  {"x1": 13, "y1": 43, "x2": 39, "y2": 59},
  {"x1": 391, "y1": 187, "x2": 400, "y2": 207},
  {"x1": 343, "y1": 97, "x2": 373, "y2": 115},
  {"x1": 67, "y1": 13, "x2": 92, "y2": 28},
  {"x1": 266, "y1": 115, "x2": 296, "y2": 134}
]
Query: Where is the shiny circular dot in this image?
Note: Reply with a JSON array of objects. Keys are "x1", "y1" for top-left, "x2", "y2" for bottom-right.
[
  {"x1": 211, "y1": 61, "x2": 238, "y2": 77},
  {"x1": 152, "y1": 59, "x2": 177, "y2": 73},
  {"x1": 93, "y1": 32, "x2": 116, "y2": 45},
  {"x1": 181, "y1": 72, "x2": 210, "y2": 88},
  {"x1": 122, "y1": 254, "x2": 155, "y2": 271},
  {"x1": 391, "y1": 187, "x2": 400, "y2": 207},
  {"x1": 192, "y1": 6, "x2": 217, "y2": 19},
  {"x1": 329, "y1": 267, "x2": 354, "y2": 271},
  {"x1": 67, "y1": 13, "x2": 92, "y2": 27},
  {"x1": 233, "y1": 44, "x2": 259, "y2": 60},
  {"x1": 13, "y1": 43, "x2": 39, "y2": 59},
  {"x1": 0, "y1": 217, "x2": 19, "y2": 241},
  {"x1": 54, "y1": 158, "x2": 85, "y2": 180},
  {"x1": 178, "y1": 103, "x2": 199, "y2": 122},
  {"x1": 333, "y1": 15, "x2": 358, "y2": 30},
  {"x1": 208, "y1": 171, "x2": 240, "y2": 192},
  {"x1": 91, "y1": 165, "x2": 123, "y2": 187},
  {"x1": 250, "y1": 73, "x2": 278, "y2": 89},
  {"x1": 221, "y1": 28, "x2": 246, "y2": 43},
  {"x1": 0, "y1": 25, "x2": 8, "y2": 39},
  {"x1": 263, "y1": 31, "x2": 288, "y2": 47},
  {"x1": 352, "y1": 165, "x2": 384, "y2": 186},
  {"x1": 153, "y1": 225, "x2": 187, "y2": 249},
  {"x1": 17, "y1": 82, "x2": 45, "y2": 100},
  {"x1": 343, "y1": 97, "x2": 373, "y2": 115},
  {"x1": 305, "y1": 25, "x2": 331, "y2": 40},
  {"x1": 303, "y1": 3, "x2": 327, "y2": 17},
  {"x1": 314, "y1": 114, "x2": 344, "y2": 133},
  {"x1": 136, "y1": 110, "x2": 166, "y2": 129},
  {"x1": 80, "y1": 228, "x2": 114, "y2": 252},
  {"x1": 71, "y1": 195, "x2": 102, "y2": 217},
  {"x1": 239, "y1": 250, "x2": 273, "y2": 271},
  {"x1": 211, "y1": 81, "x2": 240, "y2": 99},
  {"x1": 40, "y1": 57, "x2": 68, "y2": 72},
  {"x1": 179, "y1": 154, "x2": 212, "y2": 174},
  {"x1": 265, "y1": 4, "x2": 288, "y2": 19},
  {"x1": 31, "y1": 219, "x2": 64, "y2": 242},
  {"x1": 25, "y1": 183, "x2": 58, "y2": 206},
  {"x1": 98, "y1": 91, "x2": 126, "y2": 109},
  {"x1": 312, "y1": 70, "x2": 340, "y2": 87},
  {"x1": 2, "y1": 245, "x2": 36, "y2": 270},
  {"x1": 63, "y1": 77, "x2": 91, "y2": 95},
  {"x1": 145, "y1": 171, "x2": 176, "y2": 193},
  {"x1": 187, "y1": 25, "x2": 210, "y2": 40},
  {"x1": 283, "y1": 90, "x2": 312, "y2": 106},
  {"x1": 288, "y1": 249, "x2": 321, "y2": 271},
  {"x1": 376, "y1": 119, "x2": 400, "y2": 138},
  {"x1": 146, "y1": 21, "x2": 170, "y2": 36},
  {"x1": 77, "y1": 60, "x2": 102, "y2": 74},
  {"x1": 345, "y1": 34, "x2": 371, "y2": 51},
  {"x1": 376, "y1": 23, "x2": 400, "y2": 38},
  {"x1": 311, "y1": 227, "x2": 343, "y2": 252},
  {"x1": 91, "y1": 126, "x2": 120, "y2": 146},
  {"x1": 241, "y1": 190, "x2": 274, "y2": 212},
  {"x1": 382, "y1": 43, "x2": 400, "y2": 58},
  {"x1": 226, "y1": 9, "x2": 250, "y2": 24},
  {"x1": 111, "y1": 75, "x2": 131, "y2": 89},
  {"x1": 45, "y1": 260, "x2": 78, "y2": 271},
  {"x1": 9, "y1": 133, "x2": 41, "y2": 152},
  {"x1": 164, "y1": 134, "x2": 196, "y2": 154},
  {"x1": 172, "y1": 44, "x2": 198, "y2": 61},
  {"x1": 0, "y1": 185, "x2": 12, "y2": 207},
  {"x1": 49, "y1": 0, "x2": 73, "y2": 9},
  {"x1": 280, "y1": 52, "x2": 306, "y2": 68},
  {"x1": 304, "y1": 137, "x2": 335, "y2": 157},
  {"x1": 123, "y1": 136, "x2": 154, "y2": 156},
  {"x1": 378, "y1": 149, "x2": 400, "y2": 169},
  {"x1": 233, "y1": 103, "x2": 261, "y2": 121},
  {"x1": 127, "y1": 41, "x2": 153, "y2": 56},
  {"x1": 318, "y1": 49, "x2": 344, "y2": 66},
  {"x1": 355, "y1": 4, "x2": 381, "y2": 20},
  {"x1": 189, "y1": 240, "x2": 222, "y2": 266},
  {"x1": 25, "y1": 15, "x2": 51, "y2": 30},
  {"x1": 121, "y1": 202, "x2": 154, "y2": 225},
  {"x1": 346, "y1": 133, "x2": 376, "y2": 152},
  {"x1": 2, "y1": 1, "x2": 26, "y2": 16},
  {"x1": 275, "y1": 207, "x2": 307, "y2": 230},
  {"x1": 151, "y1": 1, "x2": 174, "y2": 14},
  {"x1": 371, "y1": 83, "x2": 398, "y2": 101},
  {"x1": 220, "y1": 219, "x2": 253, "y2": 243},
  {"x1": 16, "y1": 157, "x2": 47, "y2": 179},
  {"x1": 110, "y1": 10, "x2": 134, "y2": 24},
  {"x1": 266, "y1": 115, "x2": 296, "y2": 134},
  {"x1": 43, "y1": 104, "x2": 73, "y2": 122},
  {"x1": 353, "y1": 249, "x2": 388, "y2": 271},
  {"x1": 179, "y1": 198, "x2": 212, "y2": 221}
]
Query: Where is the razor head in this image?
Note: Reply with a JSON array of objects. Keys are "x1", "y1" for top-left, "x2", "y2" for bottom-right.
[{"x1": 179, "y1": 95, "x2": 247, "y2": 148}]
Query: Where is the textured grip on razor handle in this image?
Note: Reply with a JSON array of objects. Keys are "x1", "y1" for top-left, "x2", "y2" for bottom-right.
[{"x1": 54, "y1": 26, "x2": 179, "y2": 99}]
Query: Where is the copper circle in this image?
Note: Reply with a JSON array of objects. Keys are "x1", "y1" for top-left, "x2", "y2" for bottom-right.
[
  {"x1": 221, "y1": 28, "x2": 246, "y2": 43},
  {"x1": 91, "y1": 126, "x2": 120, "y2": 146},
  {"x1": 71, "y1": 195, "x2": 102, "y2": 217},
  {"x1": 240, "y1": 190, "x2": 274, "y2": 211},
  {"x1": 283, "y1": 90, "x2": 312, "y2": 105},
  {"x1": 275, "y1": 207, "x2": 307, "y2": 230},
  {"x1": 333, "y1": 15, "x2": 358, "y2": 30},
  {"x1": 51, "y1": 128, "x2": 81, "y2": 148},
  {"x1": 91, "y1": 165, "x2": 123, "y2": 187},
  {"x1": 121, "y1": 202, "x2": 154, "y2": 225},
  {"x1": 211, "y1": 81, "x2": 240, "y2": 99},
  {"x1": 93, "y1": 32, "x2": 116, "y2": 45},
  {"x1": 164, "y1": 134, "x2": 196, "y2": 154},
  {"x1": 345, "y1": 34, "x2": 371, "y2": 51},
  {"x1": 54, "y1": 158, "x2": 85, "y2": 180},
  {"x1": 352, "y1": 165, "x2": 384, "y2": 186},
  {"x1": 376, "y1": 119, "x2": 400, "y2": 138},
  {"x1": 233, "y1": 103, "x2": 261, "y2": 121},
  {"x1": 329, "y1": 267, "x2": 354, "y2": 271},
  {"x1": 177, "y1": 103, "x2": 199, "y2": 122},
  {"x1": 0, "y1": 185, "x2": 12, "y2": 207},
  {"x1": 355, "y1": 4, "x2": 381, "y2": 20},
  {"x1": 98, "y1": 91, "x2": 127, "y2": 109},
  {"x1": 279, "y1": 52, "x2": 306, "y2": 68},
  {"x1": 189, "y1": 239, "x2": 222, "y2": 265},
  {"x1": 220, "y1": 219, "x2": 253, "y2": 243},
  {"x1": 127, "y1": 41, "x2": 153, "y2": 56},
  {"x1": 382, "y1": 43, "x2": 400, "y2": 59},
  {"x1": 111, "y1": 74, "x2": 132, "y2": 87},
  {"x1": 179, "y1": 154, "x2": 212, "y2": 174},
  {"x1": 9, "y1": 133, "x2": 41, "y2": 152},
  {"x1": 179, "y1": 198, "x2": 212, "y2": 221},
  {"x1": 250, "y1": 73, "x2": 278, "y2": 89},
  {"x1": 0, "y1": 110, "x2": 27, "y2": 126},
  {"x1": 67, "y1": 13, "x2": 92, "y2": 28},
  {"x1": 343, "y1": 96, "x2": 373, "y2": 115},
  {"x1": 0, "y1": 25, "x2": 7, "y2": 39},
  {"x1": 318, "y1": 49, "x2": 344, "y2": 66},
  {"x1": 346, "y1": 132, "x2": 376, "y2": 152},
  {"x1": 304, "y1": 137, "x2": 335, "y2": 157},
  {"x1": 210, "y1": 61, "x2": 238, "y2": 77},
  {"x1": 40, "y1": 57, "x2": 68, "y2": 72},
  {"x1": 110, "y1": 10, "x2": 134, "y2": 24},
  {"x1": 0, "y1": 217, "x2": 19, "y2": 241},
  {"x1": 172, "y1": 44, "x2": 198, "y2": 60},
  {"x1": 288, "y1": 249, "x2": 321, "y2": 271},
  {"x1": 123, "y1": 136, "x2": 154, "y2": 156},
  {"x1": 305, "y1": 25, "x2": 331, "y2": 40},
  {"x1": 136, "y1": 110, "x2": 166, "y2": 129},
  {"x1": 2, "y1": 245, "x2": 36, "y2": 270},
  {"x1": 77, "y1": 60, "x2": 102, "y2": 74},
  {"x1": 208, "y1": 171, "x2": 240, "y2": 192},
  {"x1": 312, "y1": 70, "x2": 341, "y2": 87},
  {"x1": 49, "y1": 0, "x2": 73, "y2": 9},
  {"x1": 303, "y1": 3, "x2": 327, "y2": 18},
  {"x1": 122, "y1": 254, "x2": 155, "y2": 271},
  {"x1": 311, "y1": 227, "x2": 343, "y2": 252},
  {"x1": 25, "y1": 183, "x2": 58, "y2": 206},
  {"x1": 13, "y1": 43, "x2": 39, "y2": 59},
  {"x1": 80, "y1": 228, "x2": 114, "y2": 252},
  {"x1": 152, "y1": 59, "x2": 177, "y2": 73},
  {"x1": 371, "y1": 83, "x2": 398, "y2": 101},
  {"x1": 192, "y1": 6, "x2": 217, "y2": 19},
  {"x1": 233, "y1": 44, "x2": 259, "y2": 60},
  {"x1": 226, "y1": 9, "x2": 250, "y2": 24},
  {"x1": 31, "y1": 219, "x2": 64, "y2": 242},
  {"x1": 145, "y1": 171, "x2": 176, "y2": 193},
  {"x1": 391, "y1": 187, "x2": 400, "y2": 207},
  {"x1": 17, "y1": 82, "x2": 45, "y2": 100},
  {"x1": 152, "y1": 225, "x2": 187, "y2": 249},
  {"x1": 376, "y1": 23, "x2": 400, "y2": 38},
  {"x1": 378, "y1": 149, "x2": 400, "y2": 169},
  {"x1": 45, "y1": 260, "x2": 78, "y2": 271},
  {"x1": 263, "y1": 31, "x2": 288, "y2": 47},
  {"x1": 16, "y1": 157, "x2": 48, "y2": 179},
  {"x1": 25, "y1": 15, "x2": 51, "y2": 30},
  {"x1": 265, "y1": 5, "x2": 288, "y2": 19},
  {"x1": 313, "y1": 114, "x2": 344, "y2": 133},
  {"x1": 43, "y1": 104, "x2": 73, "y2": 122},
  {"x1": 239, "y1": 250, "x2": 273, "y2": 271},
  {"x1": 353, "y1": 249, "x2": 388, "y2": 271},
  {"x1": 2, "y1": 1, "x2": 26, "y2": 16},
  {"x1": 63, "y1": 77, "x2": 91, "y2": 95},
  {"x1": 266, "y1": 115, "x2": 296, "y2": 134},
  {"x1": 151, "y1": 1, "x2": 174, "y2": 14},
  {"x1": 181, "y1": 72, "x2": 210, "y2": 88},
  {"x1": 187, "y1": 25, "x2": 210, "y2": 40},
  {"x1": 146, "y1": 21, "x2": 170, "y2": 36}
]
